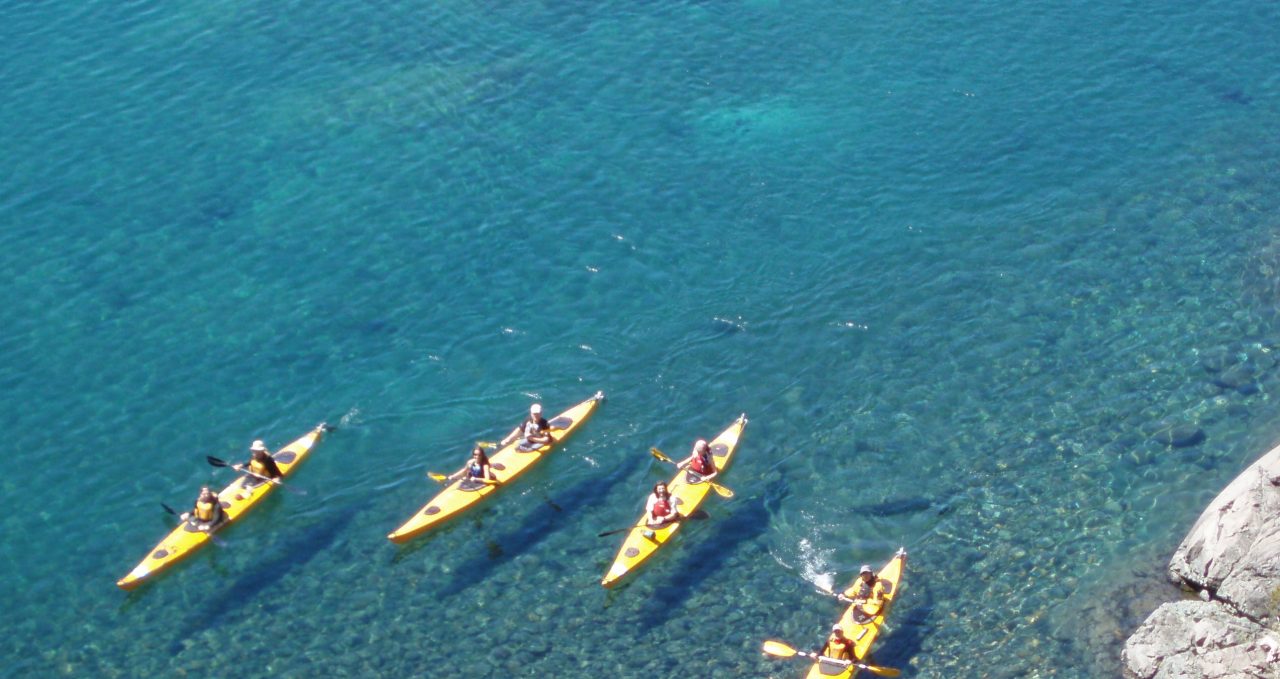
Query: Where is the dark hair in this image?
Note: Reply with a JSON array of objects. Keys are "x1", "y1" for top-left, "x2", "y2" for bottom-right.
[
  {"x1": 472, "y1": 446, "x2": 490, "y2": 464},
  {"x1": 652, "y1": 481, "x2": 668, "y2": 497}
]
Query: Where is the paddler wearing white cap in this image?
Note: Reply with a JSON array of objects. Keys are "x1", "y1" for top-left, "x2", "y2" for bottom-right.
[
  {"x1": 819, "y1": 623, "x2": 854, "y2": 662},
  {"x1": 233, "y1": 438, "x2": 284, "y2": 487},
  {"x1": 499, "y1": 402, "x2": 554, "y2": 451},
  {"x1": 843, "y1": 563, "x2": 890, "y2": 621}
]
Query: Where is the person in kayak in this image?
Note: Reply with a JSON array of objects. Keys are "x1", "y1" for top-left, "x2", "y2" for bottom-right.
[
  {"x1": 500, "y1": 403, "x2": 554, "y2": 451},
  {"x1": 677, "y1": 439, "x2": 717, "y2": 482},
  {"x1": 642, "y1": 482, "x2": 678, "y2": 538},
  {"x1": 819, "y1": 624, "x2": 854, "y2": 662},
  {"x1": 449, "y1": 446, "x2": 499, "y2": 485},
  {"x1": 234, "y1": 440, "x2": 283, "y2": 488},
  {"x1": 181, "y1": 486, "x2": 226, "y2": 531},
  {"x1": 843, "y1": 564, "x2": 891, "y2": 621}
]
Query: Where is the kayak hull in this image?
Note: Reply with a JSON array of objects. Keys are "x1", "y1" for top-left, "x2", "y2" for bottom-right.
[
  {"x1": 387, "y1": 392, "x2": 604, "y2": 543},
  {"x1": 804, "y1": 548, "x2": 907, "y2": 679},
  {"x1": 116, "y1": 424, "x2": 328, "y2": 590},
  {"x1": 600, "y1": 414, "x2": 748, "y2": 588}
]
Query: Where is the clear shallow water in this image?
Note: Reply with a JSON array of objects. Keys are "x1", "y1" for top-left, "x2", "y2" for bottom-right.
[{"x1": 2, "y1": 0, "x2": 1279, "y2": 676}]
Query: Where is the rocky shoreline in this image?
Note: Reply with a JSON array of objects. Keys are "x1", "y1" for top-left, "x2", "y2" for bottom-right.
[{"x1": 1122, "y1": 442, "x2": 1280, "y2": 678}]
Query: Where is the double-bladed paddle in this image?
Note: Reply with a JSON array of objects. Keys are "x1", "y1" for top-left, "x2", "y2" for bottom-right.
[
  {"x1": 761, "y1": 640, "x2": 900, "y2": 677},
  {"x1": 649, "y1": 447, "x2": 734, "y2": 498},
  {"x1": 205, "y1": 456, "x2": 306, "y2": 495},
  {"x1": 596, "y1": 508, "x2": 710, "y2": 538}
]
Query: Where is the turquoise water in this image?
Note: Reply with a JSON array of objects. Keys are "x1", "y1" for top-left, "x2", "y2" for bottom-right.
[{"x1": 3, "y1": 0, "x2": 1279, "y2": 676}]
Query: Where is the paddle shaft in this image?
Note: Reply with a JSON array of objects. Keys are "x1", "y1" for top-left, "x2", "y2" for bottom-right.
[
  {"x1": 206, "y1": 455, "x2": 306, "y2": 495},
  {"x1": 761, "y1": 640, "x2": 899, "y2": 677},
  {"x1": 649, "y1": 448, "x2": 733, "y2": 497},
  {"x1": 596, "y1": 508, "x2": 708, "y2": 537}
]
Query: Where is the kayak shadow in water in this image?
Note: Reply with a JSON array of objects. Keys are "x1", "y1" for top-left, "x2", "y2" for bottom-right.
[
  {"x1": 870, "y1": 576, "x2": 934, "y2": 671},
  {"x1": 171, "y1": 506, "x2": 359, "y2": 645},
  {"x1": 633, "y1": 478, "x2": 787, "y2": 629},
  {"x1": 433, "y1": 453, "x2": 645, "y2": 600}
]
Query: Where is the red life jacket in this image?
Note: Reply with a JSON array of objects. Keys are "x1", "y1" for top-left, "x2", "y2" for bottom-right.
[
  {"x1": 690, "y1": 451, "x2": 712, "y2": 475},
  {"x1": 652, "y1": 498, "x2": 671, "y2": 518}
]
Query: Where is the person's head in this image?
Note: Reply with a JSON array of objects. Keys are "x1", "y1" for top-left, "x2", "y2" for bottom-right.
[
  {"x1": 251, "y1": 447, "x2": 270, "y2": 462},
  {"x1": 199, "y1": 486, "x2": 214, "y2": 499},
  {"x1": 859, "y1": 565, "x2": 874, "y2": 580},
  {"x1": 831, "y1": 624, "x2": 846, "y2": 639},
  {"x1": 529, "y1": 403, "x2": 542, "y2": 418},
  {"x1": 653, "y1": 482, "x2": 668, "y2": 497},
  {"x1": 472, "y1": 446, "x2": 488, "y2": 462},
  {"x1": 695, "y1": 439, "x2": 709, "y2": 454}
]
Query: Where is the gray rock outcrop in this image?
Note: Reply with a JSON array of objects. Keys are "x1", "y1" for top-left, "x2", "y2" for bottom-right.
[
  {"x1": 1168, "y1": 441, "x2": 1280, "y2": 623},
  {"x1": 1122, "y1": 441, "x2": 1280, "y2": 678},
  {"x1": 1123, "y1": 601, "x2": 1278, "y2": 679}
]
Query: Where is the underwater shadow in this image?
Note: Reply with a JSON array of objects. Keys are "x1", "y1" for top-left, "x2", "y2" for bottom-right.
[
  {"x1": 435, "y1": 454, "x2": 646, "y2": 599},
  {"x1": 634, "y1": 478, "x2": 787, "y2": 629},
  {"x1": 872, "y1": 578, "x2": 935, "y2": 671},
  {"x1": 173, "y1": 506, "x2": 359, "y2": 642}
]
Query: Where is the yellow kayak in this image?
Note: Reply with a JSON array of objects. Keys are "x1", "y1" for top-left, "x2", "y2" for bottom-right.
[
  {"x1": 117, "y1": 423, "x2": 329, "y2": 590},
  {"x1": 805, "y1": 548, "x2": 907, "y2": 678},
  {"x1": 388, "y1": 391, "x2": 604, "y2": 543},
  {"x1": 600, "y1": 413, "x2": 748, "y2": 588}
]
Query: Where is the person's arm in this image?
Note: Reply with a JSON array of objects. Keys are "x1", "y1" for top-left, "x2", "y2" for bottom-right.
[
  {"x1": 447, "y1": 462, "x2": 470, "y2": 482},
  {"x1": 484, "y1": 463, "x2": 499, "y2": 483},
  {"x1": 266, "y1": 457, "x2": 284, "y2": 483}
]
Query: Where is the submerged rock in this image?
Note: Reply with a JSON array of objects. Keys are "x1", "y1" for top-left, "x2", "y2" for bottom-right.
[
  {"x1": 1145, "y1": 420, "x2": 1206, "y2": 448},
  {"x1": 1213, "y1": 364, "x2": 1259, "y2": 391}
]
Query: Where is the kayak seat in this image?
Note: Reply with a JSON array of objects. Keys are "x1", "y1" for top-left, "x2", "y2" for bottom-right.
[
  {"x1": 817, "y1": 658, "x2": 848, "y2": 676},
  {"x1": 458, "y1": 479, "x2": 488, "y2": 492}
]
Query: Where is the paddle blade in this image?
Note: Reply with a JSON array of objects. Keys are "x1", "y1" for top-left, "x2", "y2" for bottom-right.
[
  {"x1": 762, "y1": 640, "x2": 799, "y2": 659},
  {"x1": 477, "y1": 441, "x2": 498, "y2": 449},
  {"x1": 649, "y1": 447, "x2": 676, "y2": 464},
  {"x1": 859, "y1": 664, "x2": 901, "y2": 678},
  {"x1": 427, "y1": 472, "x2": 448, "y2": 483},
  {"x1": 206, "y1": 455, "x2": 230, "y2": 468},
  {"x1": 597, "y1": 527, "x2": 632, "y2": 538},
  {"x1": 160, "y1": 502, "x2": 179, "y2": 516},
  {"x1": 710, "y1": 482, "x2": 735, "y2": 498}
]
